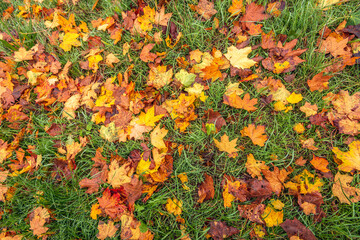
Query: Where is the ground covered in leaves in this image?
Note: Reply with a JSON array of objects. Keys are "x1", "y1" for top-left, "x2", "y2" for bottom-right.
[{"x1": 1, "y1": 0, "x2": 360, "y2": 239}]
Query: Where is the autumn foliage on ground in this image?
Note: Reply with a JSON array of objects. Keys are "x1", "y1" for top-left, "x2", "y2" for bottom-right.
[{"x1": 1, "y1": 0, "x2": 360, "y2": 239}]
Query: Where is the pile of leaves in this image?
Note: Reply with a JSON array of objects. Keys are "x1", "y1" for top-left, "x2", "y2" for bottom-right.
[{"x1": 1, "y1": 0, "x2": 360, "y2": 239}]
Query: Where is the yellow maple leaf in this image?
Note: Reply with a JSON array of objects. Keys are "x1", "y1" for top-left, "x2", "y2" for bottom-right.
[
  {"x1": 88, "y1": 54, "x2": 103, "y2": 72},
  {"x1": 137, "y1": 106, "x2": 164, "y2": 127},
  {"x1": 107, "y1": 161, "x2": 133, "y2": 188},
  {"x1": 150, "y1": 124, "x2": 168, "y2": 149},
  {"x1": 224, "y1": 46, "x2": 257, "y2": 69},
  {"x1": 332, "y1": 140, "x2": 360, "y2": 172},
  {"x1": 261, "y1": 199, "x2": 284, "y2": 227},
  {"x1": 285, "y1": 169, "x2": 323, "y2": 194},
  {"x1": 59, "y1": 32, "x2": 81, "y2": 52},
  {"x1": 214, "y1": 134, "x2": 238, "y2": 158},
  {"x1": 228, "y1": 0, "x2": 244, "y2": 16},
  {"x1": 14, "y1": 47, "x2": 34, "y2": 62},
  {"x1": 245, "y1": 153, "x2": 269, "y2": 180},
  {"x1": 148, "y1": 65, "x2": 173, "y2": 89},
  {"x1": 62, "y1": 94, "x2": 81, "y2": 120},
  {"x1": 293, "y1": 123, "x2": 305, "y2": 134},
  {"x1": 286, "y1": 92, "x2": 303, "y2": 104},
  {"x1": 90, "y1": 203, "x2": 102, "y2": 220},
  {"x1": 166, "y1": 198, "x2": 182, "y2": 215},
  {"x1": 97, "y1": 221, "x2": 119, "y2": 240},
  {"x1": 240, "y1": 124, "x2": 268, "y2": 147}
]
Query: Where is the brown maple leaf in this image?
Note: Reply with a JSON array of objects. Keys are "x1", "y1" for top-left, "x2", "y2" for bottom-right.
[
  {"x1": 332, "y1": 172, "x2": 360, "y2": 204},
  {"x1": 281, "y1": 218, "x2": 317, "y2": 240},
  {"x1": 238, "y1": 203, "x2": 265, "y2": 224},
  {"x1": 208, "y1": 221, "x2": 239, "y2": 240},
  {"x1": 29, "y1": 207, "x2": 50, "y2": 236},
  {"x1": 241, "y1": 2, "x2": 270, "y2": 29},
  {"x1": 192, "y1": 0, "x2": 218, "y2": 20},
  {"x1": 198, "y1": 173, "x2": 215, "y2": 203},
  {"x1": 262, "y1": 166, "x2": 293, "y2": 195}
]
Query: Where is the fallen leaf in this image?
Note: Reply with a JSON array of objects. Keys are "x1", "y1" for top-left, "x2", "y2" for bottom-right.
[
  {"x1": 245, "y1": 153, "x2": 269, "y2": 180},
  {"x1": 214, "y1": 133, "x2": 238, "y2": 158},
  {"x1": 300, "y1": 102, "x2": 318, "y2": 117},
  {"x1": 240, "y1": 124, "x2": 268, "y2": 147},
  {"x1": 261, "y1": 199, "x2": 284, "y2": 227},
  {"x1": 208, "y1": 221, "x2": 239, "y2": 240},
  {"x1": 29, "y1": 207, "x2": 50, "y2": 236},
  {"x1": 280, "y1": 218, "x2": 317, "y2": 240},
  {"x1": 166, "y1": 198, "x2": 182, "y2": 215},
  {"x1": 307, "y1": 72, "x2": 332, "y2": 92},
  {"x1": 301, "y1": 138, "x2": 318, "y2": 150},
  {"x1": 198, "y1": 173, "x2": 215, "y2": 203},
  {"x1": 140, "y1": 43, "x2": 157, "y2": 62},
  {"x1": 97, "y1": 221, "x2": 119, "y2": 240},
  {"x1": 332, "y1": 140, "x2": 360, "y2": 172},
  {"x1": 225, "y1": 46, "x2": 257, "y2": 69},
  {"x1": 332, "y1": 172, "x2": 360, "y2": 204},
  {"x1": 310, "y1": 155, "x2": 330, "y2": 173},
  {"x1": 293, "y1": 123, "x2": 305, "y2": 134},
  {"x1": 192, "y1": 0, "x2": 218, "y2": 20},
  {"x1": 150, "y1": 124, "x2": 168, "y2": 149},
  {"x1": 60, "y1": 32, "x2": 81, "y2": 51}
]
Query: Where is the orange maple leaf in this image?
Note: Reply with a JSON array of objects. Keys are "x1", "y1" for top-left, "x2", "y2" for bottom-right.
[
  {"x1": 223, "y1": 93, "x2": 257, "y2": 112},
  {"x1": 240, "y1": 124, "x2": 268, "y2": 146},
  {"x1": 307, "y1": 72, "x2": 333, "y2": 92}
]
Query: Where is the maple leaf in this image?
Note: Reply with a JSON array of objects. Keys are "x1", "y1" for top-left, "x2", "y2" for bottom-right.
[
  {"x1": 88, "y1": 54, "x2": 103, "y2": 72},
  {"x1": 97, "y1": 221, "x2": 119, "y2": 240},
  {"x1": 307, "y1": 72, "x2": 333, "y2": 92},
  {"x1": 100, "y1": 122, "x2": 118, "y2": 142},
  {"x1": 285, "y1": 169, "x2": 323, "y2": 195},
  {"x1": 238, "y1": 203, "x2": 265, "y2": 224},
  {"x1": 140, "y1": 43, "x2": 157, "y2": 62},
  {"x1": 59, "y1": 32, "x2": 81, "y2": 52},
  {"x1": 208, "y1": 221, "x2": 239, "y2": 240},
  {"x1": 166, "y1": 198, "x2": 182, "y2": 215},
  {"x1": 223, "y1": 93, "x2": 258, "y2": 111},
  {"x1": 214, "y1": 133, "x2": 238, "y2": 158},
  {"x1": 79, "y1": 176, "x2": 102, "y2": 194},
  {"x1": 198, "y1": 173, "x2": 215, "y2": 203},
  {"x1": 241, "y1": 2, "x2": 270, "y2": 24},
  {"x1": 310, "y1": 155, "x2": 330, "y2": 173},
  {"x1": 240, "y1": 124, "x2": 268, "y2": 147},
  {"x1": 148, "y1": 65, "x2": 173, "y2": 89},
  {"x1": 120, "y1": 214, "x2": 154, "y2": 240},
  {"x1": 293, "y1": 123, "x2": 305, "y2": 134},
  {"x1": 301, "y1": 138, "x2": 318, "y2": 150},
  {"x1": 105, "y1": 53, "x2": 120, "y2": 67},
  {"x1": 137, "y1": 106, "x2": 164, "y2": 127},
  {"x1": 154, "y1": 6, "x2": 172, "y2": 26},
  {"x1": 192, "y1": 0, "x2": 218, "y2": 20},
  {"x1": 300, "y1": 102, "x2": 318, "y2": 117},
  {"x1": 262, "y1": 167, "x2": 293, "y2": 195},
  {"x1": 0, "y1": 140, "x2": 12, "y2": 164},
  {"x1": 320, "y1": 35, "x2": 351, "y2": 58},
  {"x1": 332, "y1": 140, "x2": 360, "y2": 172},
  {"x1": 332, "y1": 172, "x2": 360, "y2": 204},
  {"x1": 261, "y1": 199, "x2": 284, "y2": 227},
  {"x1": 29, "y1": 207, "x2": 50, "y2": 236},
  {"x1": 245, "y1": 154, "x2": 269, "y2": 180},
  {"x1": 14, "y1": 47, "x2": 34, "y2": 62},
  {"x1": 107, "y1": 161, "x2": 133, "y2": 188},
  {"x1": 97, "y1": 189, "x2": 126, "y2": 219},
  {"x1": 62, "y1": 94, "x2": 81, "y2": 119},
  {"x1": 0, "y1": 184, "x2": 8, "y2": 202},
  {"x1": 224, "y1": 46, "x2": 257, "y2": 69},
  {"x1": 281, "y1": 218, "x2": 317, "y2": 240},
  {"x1": 150, "y1": 124, "x2": 168, "y2": 149},
  {"x1": 175, "y1": 69, "x2": 196, "y2": 87},
  {"x1": 90, "y1": 203, "x2": 102, "y2": 220},
  {"x1": 228, "y1": 0, "x2": 244, "y2": 16},
  {"x1": 286, "y1": 92, "x2": 303, "y2": 104}
]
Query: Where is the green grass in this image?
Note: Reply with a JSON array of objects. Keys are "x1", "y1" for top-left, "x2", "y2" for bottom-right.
[{"x1": 1, "y1": 0, "x2": 360, "y2": 239}]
